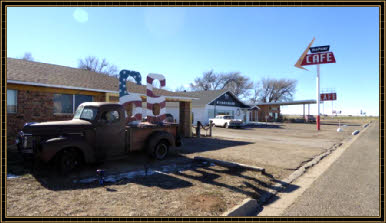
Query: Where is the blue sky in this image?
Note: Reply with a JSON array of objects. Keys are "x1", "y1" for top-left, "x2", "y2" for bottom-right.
[{"x1": 7, "y1": 7, "x2": 379, "y2": 116}]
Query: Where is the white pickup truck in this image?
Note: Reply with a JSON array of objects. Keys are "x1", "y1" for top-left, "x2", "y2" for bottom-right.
[{"x1": 209, "y1": 115, "x2": 243, "y2": 128}]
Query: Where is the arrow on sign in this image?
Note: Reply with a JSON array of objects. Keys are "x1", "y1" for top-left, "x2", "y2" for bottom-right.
[{"x1": 295, "y1": 37, "x2": 315, "y2": 70}]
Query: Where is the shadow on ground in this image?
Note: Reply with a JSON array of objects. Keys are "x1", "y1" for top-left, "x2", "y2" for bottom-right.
[{"x1": 7, "y1": 142, "x2": 299, "y2": 211}]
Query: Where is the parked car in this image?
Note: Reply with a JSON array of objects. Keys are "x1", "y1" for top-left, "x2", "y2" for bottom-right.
[
  {"x1": 16, "y1": 102, "x2": 182, "y2": 174},
  {"x1": 305, "y1": 115, "x2": 316, "y2": 123},
  {"x1": 209, "y1": 115, "x2": 243, "y2": 128}
]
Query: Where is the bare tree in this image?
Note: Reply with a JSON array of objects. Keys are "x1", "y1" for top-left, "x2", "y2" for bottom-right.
[
  {"x1": 21, "y1": 52, "x2": 34, "y2": 61},
  {"x1": 257, "y1": 78, "x2": 297, "y2": 103},
  {"x1": 190, "y1": 70, "x2": 225, "y2": 91},
  {"x1": 78, "y1": 56, "x2": 118, "y2": 76},
  {"x1": 248, "y1": 82, "x2": 261, "y2": 104},
  {"x1": 190, "y1": 70, "x2": 253, "y2": 99},
  {"x1": 222, "y1": 72, "x2": 253, "y2": 99}
]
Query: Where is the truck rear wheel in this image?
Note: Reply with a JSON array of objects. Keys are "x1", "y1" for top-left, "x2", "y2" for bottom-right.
[{"x1": 154, "y1": 140, "x2": 169, "y2": 160}]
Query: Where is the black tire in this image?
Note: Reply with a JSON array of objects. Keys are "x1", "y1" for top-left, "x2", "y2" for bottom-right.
[
  {"x1": 224, "y1": 123, "x2": 229, "y2": 128},
  {"x1": 154, "y1": 140, "x2": 169, "y2": 160},
  {"x1": 146, "y1": 131, "x2": 173, "y2": 160},
  {"x1": 57, "y1": 149, "x2": 81, "y2": 175}
]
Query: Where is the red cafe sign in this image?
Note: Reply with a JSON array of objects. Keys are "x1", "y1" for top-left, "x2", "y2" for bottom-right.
[
  {"x1": 320, "y1": 93, "x2": 337, "y2": 101},
  {"x1": 301, "y1": 52, "x2": 336, "y2": 66}
]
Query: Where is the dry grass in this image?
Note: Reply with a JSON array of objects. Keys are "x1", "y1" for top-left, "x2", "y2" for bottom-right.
[
  {"x1": 6, "y1": 120, "x2": 370, "y2": 216},
  {"x1": 7, "y1": 164, "x2": 277, "y2": 216}
]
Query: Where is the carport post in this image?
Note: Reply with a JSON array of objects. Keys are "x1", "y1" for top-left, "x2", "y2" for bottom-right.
[{"x1": 303, "y1": 104, "x2": 305, "y2": 119}]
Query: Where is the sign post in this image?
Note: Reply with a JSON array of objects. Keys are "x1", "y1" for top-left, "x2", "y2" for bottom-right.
[
  {"x1": 295, "y1": 38, "x2": 336, "y2": 131},
  {"x1": 316, "y1": 64, "x2": 320, "y2": 130}
]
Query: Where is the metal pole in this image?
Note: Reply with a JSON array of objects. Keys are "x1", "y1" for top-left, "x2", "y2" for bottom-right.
[{"x1": 317, "y1": 64, "x2": 320, "y2": 130}]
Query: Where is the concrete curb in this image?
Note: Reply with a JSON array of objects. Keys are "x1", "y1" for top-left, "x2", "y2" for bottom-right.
[
  {"x1": 221, "y1": 122, "x2": 372, "y2": 216},
  {"x1": 222, "y1": 198, "x2": 258, "y2": 216}
]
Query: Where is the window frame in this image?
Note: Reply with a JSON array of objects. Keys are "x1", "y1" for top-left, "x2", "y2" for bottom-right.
[
  {"x1": 53, "y1": 94, "x2": 93, "y2": 115},
  {"x1": 7, "y1": 89, "x2": 17, "y2": 114}
]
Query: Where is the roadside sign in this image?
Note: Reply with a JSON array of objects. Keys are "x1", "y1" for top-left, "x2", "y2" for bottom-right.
[
  {"x1": 309, "y1": 45, "x2": 330, "y2": 53},
  {"x1": 294, "y1": 37, "x2": 315, "y2": 70},
  {"x1": 301, "y1": 52, "x2": 336, "y2": 66},
  {"x1": 320, "y1": 93, "x2": 337, "y2": 101},
  {"x1": 294, "y1": 38, "x2": 336, "y2": 131}
]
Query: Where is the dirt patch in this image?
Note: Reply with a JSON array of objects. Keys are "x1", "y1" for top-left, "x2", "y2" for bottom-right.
[{"x1": 186, "y1": 192, "x2": 226, "y2": 214}]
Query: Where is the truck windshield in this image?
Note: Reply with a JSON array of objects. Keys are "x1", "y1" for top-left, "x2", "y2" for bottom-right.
[
  {"x1": 224, "y1": 116, "x2": 234, "y2": 119},
  {"x1": 73, "y1": 106, "x2": 98, "y2": 121}
]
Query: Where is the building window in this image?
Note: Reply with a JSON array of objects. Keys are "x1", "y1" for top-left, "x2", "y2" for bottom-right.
[
  {"x1": 7, "y1": 89, "x2": 17, "y2": 113},
  {"x1": 75, "y1": 94, "x2": 93, "y2": 110},
  {"x1": 54, "y1": 94, "x2": 93, "y2": 114}
]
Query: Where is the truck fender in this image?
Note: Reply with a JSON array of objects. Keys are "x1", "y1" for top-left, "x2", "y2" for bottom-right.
[
  {"x1": 146, "y1": 131, "x2": 175, "y2": 155},
  {"x1": 41, "y1": 136, "x2": 95, "y2": 163}
]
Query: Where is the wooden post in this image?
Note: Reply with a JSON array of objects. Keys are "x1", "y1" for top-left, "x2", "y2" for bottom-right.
[
  {"x1": 196, "y1": 121, "x2": 201, "y2": 138},
  {"x1": 179, "y1": 101, "x2": 192, "y2": 137},
  {"x1": 209, "y1": 120, "x2": 213, "y2": 137}
]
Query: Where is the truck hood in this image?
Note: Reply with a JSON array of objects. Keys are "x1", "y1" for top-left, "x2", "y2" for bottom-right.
[{"x1": 22, "y1": 119, "x2": 93, "y2": 135}]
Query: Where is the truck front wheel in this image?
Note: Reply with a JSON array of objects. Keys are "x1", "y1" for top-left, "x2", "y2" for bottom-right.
[
  {"x1": 154, "y1": 140, "x2": 169, "y2": 160},
  {"x1": 57, "y1": 149, "x2": 82, "y2": 175}
]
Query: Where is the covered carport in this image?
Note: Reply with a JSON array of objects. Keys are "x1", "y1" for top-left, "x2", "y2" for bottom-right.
[{"x1": 255, "y1": 100, "x2": 316, "y2": 121}]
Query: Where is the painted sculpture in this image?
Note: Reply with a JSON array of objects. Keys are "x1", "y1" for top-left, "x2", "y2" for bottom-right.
[
  {"x1": 119, "y1": 70, "x2": 143, "y2": 123},
  {"x1": 146, "y1": 73, "x2": 166, "y2": 123},
  {"x1": 119, "y1": 70, "x2": 167, "y2": 124}
]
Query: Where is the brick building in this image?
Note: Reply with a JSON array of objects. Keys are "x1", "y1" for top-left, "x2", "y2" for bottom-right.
[{"x1": 6, "y1": 58, "x2": 194, "y2": 145}]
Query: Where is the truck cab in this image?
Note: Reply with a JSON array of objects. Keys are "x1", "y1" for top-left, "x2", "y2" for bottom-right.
[{"x1": 16, "y1": 102, "x2": 181, "y2": 174}]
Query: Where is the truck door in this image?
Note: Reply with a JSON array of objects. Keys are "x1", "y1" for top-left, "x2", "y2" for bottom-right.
[{"x1": 96, "y1": 108, "x2": 126, "y2": 158}]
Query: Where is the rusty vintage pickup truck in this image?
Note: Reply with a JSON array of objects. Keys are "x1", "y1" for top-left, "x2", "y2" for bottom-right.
[{"x1": 16, "y1": 102, "x2": 182, "y2": 174}]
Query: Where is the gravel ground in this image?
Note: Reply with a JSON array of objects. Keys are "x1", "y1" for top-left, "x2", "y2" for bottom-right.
[{"x1": 6, "y1": 120, "x2": 369, "y2": 216}]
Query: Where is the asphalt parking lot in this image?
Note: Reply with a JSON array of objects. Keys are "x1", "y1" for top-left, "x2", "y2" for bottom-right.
[{"x1": 6, "y1": 120, "x2": 368, "y2": 216}]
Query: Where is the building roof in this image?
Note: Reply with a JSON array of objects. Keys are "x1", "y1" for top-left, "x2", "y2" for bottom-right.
[
  {"x1": 6, "y1": 58, "x2": 196, "y2": 101},
  {"x1": 255, "y1": 100, "x2": 317, "y2": 106},
  {"x1": 176, "y1": 89, "x2": 228, "y2": 106},
  {"x1": 166, "y1": 89, "x2": 249, "y2": 108}
]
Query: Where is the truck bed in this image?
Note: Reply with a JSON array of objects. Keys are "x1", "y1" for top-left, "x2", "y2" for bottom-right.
[{"x1": 126, "y1": 122, "x2": 179, "y2": 152}]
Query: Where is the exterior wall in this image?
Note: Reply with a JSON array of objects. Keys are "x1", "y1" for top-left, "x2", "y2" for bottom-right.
[
  {"x1": 257, "y1": 105, "x2": 281, "y2": 122},
  {"x1": 7, "y1": 84, "x2": 105, "y2": 145},
  {"x1": 165, "y1": 106, "x2": 180, "y2": 123}
]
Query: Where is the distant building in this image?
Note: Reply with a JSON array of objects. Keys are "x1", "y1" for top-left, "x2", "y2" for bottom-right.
[
  {"x1": 252, "y1": 100, "x2": 317, "y2": 122},
  {"x1": 166, "y1": 89, "x2": 251, "y2": 125}
]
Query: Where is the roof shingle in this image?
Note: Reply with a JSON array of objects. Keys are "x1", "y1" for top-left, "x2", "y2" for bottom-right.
[{"x1": 6, "y1": 58, "x2": 195, "y2": 99}]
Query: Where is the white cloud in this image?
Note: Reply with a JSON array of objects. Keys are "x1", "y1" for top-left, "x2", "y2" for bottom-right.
[{"x1": 73, "y1": 8, "x2": 88, "y2": 23}]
